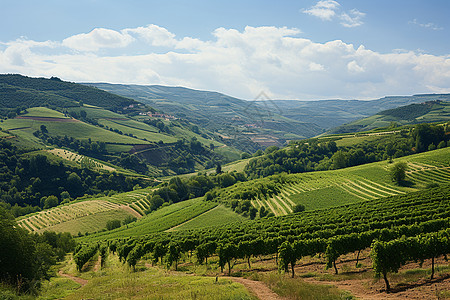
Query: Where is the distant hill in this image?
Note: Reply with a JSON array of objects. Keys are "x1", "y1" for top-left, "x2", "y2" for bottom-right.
[
  {"x1": 328, "y1": 100, "x2": 450, "y2": 134},
  {"x1": 85, "y1": 83, "x2": 323, "y2": 151},
  {"x1": 0, "y1": 74, "x2": 138, "y2": 116},
  {"x1": 267, "y1": 94, "x2": 450, "y2": 130},
  {"x1": 0, "y1": 75, "x2": 241, "y2": 177}
]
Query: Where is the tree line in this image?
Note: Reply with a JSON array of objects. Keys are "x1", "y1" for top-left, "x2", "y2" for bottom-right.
[{"x1": 0, "y1": 140, "x2": 151, "y2": 216}]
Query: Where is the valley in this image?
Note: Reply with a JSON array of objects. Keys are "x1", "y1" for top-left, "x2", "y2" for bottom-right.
[{"x1": 1, "y1": 75, "x2": 450, "y2": 300}]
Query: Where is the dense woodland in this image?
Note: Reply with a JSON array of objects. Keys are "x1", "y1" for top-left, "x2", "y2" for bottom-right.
[{"x1": 0, "y1": 206, "x2": 76, "y2": 294}]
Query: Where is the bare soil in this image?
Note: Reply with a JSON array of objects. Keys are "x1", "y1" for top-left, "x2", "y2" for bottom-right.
[
  {"x1": 58, "y1": 270, "x2": 88, "y2": 287},
  {"x1": 225, "y1": 276, "x2": 287, "y2": 300}
]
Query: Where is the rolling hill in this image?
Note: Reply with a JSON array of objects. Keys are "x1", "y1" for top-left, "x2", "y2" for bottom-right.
[
  {"x1": 328, "y1": 100, "x2": 450, "y2": 134},
  {"x1": 85, "y1": 83, "x2": 323, "y2": 150},
  {"x1": 270, "y1": 94, "x2": 450, "y2": 131},
  {"x1": 0, "y1": 75, "x2": 242, "y2": 176}
]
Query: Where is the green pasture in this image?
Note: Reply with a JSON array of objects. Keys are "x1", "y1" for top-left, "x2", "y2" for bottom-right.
[
  {"x1": 39, "y1": 209, "x2": 134, "y2": 235},
  {"x1": 98, "y1": 118, "x2": 177, "y2": 143},
  {"x1": 24, "y1": 106, "x2": 69, "y2": 118},
  {"x1": 168, "y1": 205, "x2": 246, "y2": 232},
  {"x1": 2, "y1": 117, "x2": 147, "y2": 144},
  {"x1": 80, "y1": 198, "x2": 217, "y2": 242},
  {"x1": 248, "y1": 147, "x2": 450, "y2": 215}
]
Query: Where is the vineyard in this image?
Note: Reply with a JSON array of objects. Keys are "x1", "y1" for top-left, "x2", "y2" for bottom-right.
[
  {"x1": 47, "y1": 148, "x2": 117, "y2": 172},
  {"x1": 75, "y1": 184, "x2": 450, "y2": 293},
  {"x1": 82, "y1": 197, "x2": 221, "y2": 240},
  {"x1": 17, "y1": 188, "x2": 154, "y2": 234},
  {"x1": 209, "y1": 147, "x2": 450, "y2": 217}
]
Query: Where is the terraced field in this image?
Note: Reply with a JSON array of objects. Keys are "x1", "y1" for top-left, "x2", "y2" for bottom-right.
[
  {"x1": 47, "y1": 148, "x2": 116, "y2": 172},
  {"x1": 251, "y1": 147, "x2": 450, "y2": 216},
  {"x1": 17, "y1": 188, "x2": 154, "y2": 234},
  {"x1": 81, "y1": 197, "x2": 219, "y2": 241},
  {"x1": 167, "y1": 205, "x2": 246, "y2": 232}
]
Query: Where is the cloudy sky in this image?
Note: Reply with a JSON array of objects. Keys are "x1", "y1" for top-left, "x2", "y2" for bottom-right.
[{"x1": 1, "y1": 0, "x2": 449, "y2": 100}]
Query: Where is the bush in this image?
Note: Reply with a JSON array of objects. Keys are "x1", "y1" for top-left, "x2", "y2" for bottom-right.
[
  {"x1": 293, "y1": 204, "x2": 306, "y2": 213},
  {"x1": 106, "y1": 219, "x2": 121, "y2": 231},
  {"x1": 390, "y1": 162, "x2": 407, "y2": 185}
]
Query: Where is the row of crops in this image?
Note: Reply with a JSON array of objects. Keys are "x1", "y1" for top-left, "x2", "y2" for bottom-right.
[
  {"x1": 76, "y1": 184, "x2": 450, "y2": 291},
  {"x1": 17, "y1": 188, "x2": 153, "y2": 232}
]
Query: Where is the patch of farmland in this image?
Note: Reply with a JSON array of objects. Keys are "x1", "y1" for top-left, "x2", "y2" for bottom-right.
[
  {"x1": 46, "y1": 148, "x2": 116, "y2": 172},
  {"x1": 80, "y1": 198, "x2": 218, "y2": 242},
  {"x1": 16, "y1": 188, "x2": 154, "y2": 233},
  {"x1": 40, "y1": 209, "x2": 134, "y2": 235},
  {"x1": 167, "y1": 205, "x2": 247, "y2": 232}
]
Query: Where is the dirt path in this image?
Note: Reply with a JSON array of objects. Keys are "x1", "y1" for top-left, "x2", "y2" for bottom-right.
[
  {"x1": 225, "y1": 276, "x2": 286, "y2": 300},
  {"x1": 120, "y1": 205, "x2": 142, "y2": 218},
  {"x1": 58, "y1": 270, "x2": 88, "y2": 287},
  {"x1": 303, "y1": 275, "x2": 450, "y2": 300}
]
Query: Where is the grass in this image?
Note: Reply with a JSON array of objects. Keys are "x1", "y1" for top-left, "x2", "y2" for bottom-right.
[
  {"x1": 289, "y1": 186, "x2": 358, "y2": 211},
  {"x1": 17, "y1": 188, "x2": 154, "y2": 234},
  {"x1": 80, "y1": 198, "x2": 218, "y2": 242},
  {"x1": 2, "y1": 117, "x2": 148, "y2": 144},
  {"x1": 38, "y1": 277, "x2": 81, "y2": 300},
  {"x1": 40, "y1": 209, "x2": 134, "y2": 235},
  {"x1": 168, "y1": 205, "x2": 247, "y2": 232},
  {"x1": 253, "y1": 272, "x2": 355, "y2": 300},
  {"x1": 61, "y1": 254, "x2": 255, "y2": 300},
  {"x1": 246, "y1": 147, "x2": 450, "y2": 216},
  {"x1": 23, "y1": 107, "x2": 69, "y2": 118},
  {"x1": 98, "y1": 119, "x2": 178, "y2": 143}
]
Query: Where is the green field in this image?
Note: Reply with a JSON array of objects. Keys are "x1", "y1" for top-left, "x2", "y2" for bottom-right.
[
  {"x1": 98, "y1": 118, "x2": 178, "y2": 143},
  {"x1": 57, "y1": 254, "x2": 254, "y2": 300},
  {"x1": 17, "y1": 188, "x2": 154, "y2": 234},
  {"x1": 23, "y1": 106, "x2": 70, "y2": 118},
  {"x1": 40, "y1": 209, "x2": 134, "y2": 235},
  {"x1": 234, "y1": 147, "x2": 450, "y2": 216},
  {"x1": 81, "y1": 198, "x2": 218, "y2": 241},
  {"x1": 168, "y1": 205, "x2": 247, "y2": 232},
  {"x1": 2, "y1": 116, "x2": 148, "y2": 145}
]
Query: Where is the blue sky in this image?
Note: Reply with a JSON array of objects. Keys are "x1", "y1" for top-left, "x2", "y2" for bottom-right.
[{"x1": 1, "y1": 0, "x2": 449, "y2": 100}]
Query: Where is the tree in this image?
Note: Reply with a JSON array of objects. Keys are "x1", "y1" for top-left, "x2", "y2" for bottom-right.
[
  {"x1": 40, "y1": 124, "x2": 48, "y2": 134},
  {"x1": 293, "y1": 204, "x2": 305, "y2": 213},
  {"x1": 331, "y1": 150, "x2": 348, "y2": 169},
  {"x1": 390, "y1": 162, "x2": 407, "y2": 185},
  {"x1": 216, "y1": 162, "x2": 222, "y2": 174},
  {"x1": 44, "y1": 195, "x2": 59, "y2": 209},
  {"x1": 106, "y1": 219, "x2": 121, "y2": 230},
  {"x1": 166, "y1": 243, "x2": 181, "y2": 270}
]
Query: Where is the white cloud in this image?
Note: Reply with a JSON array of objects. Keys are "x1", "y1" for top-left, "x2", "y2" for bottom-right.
[
  {"x1": 340, "y1": 9, "x2": 365, "y2": 28},
  {"x1": 124, "y1": 24, "x2": 177, "y2": 47},
  {"x1": 62, "y1": 28, "x2": 134, "y2": 51},
  {"x1": 409, "y1": 19, "x2": 443, "y2": 31},
  {"x1": 303, "y1": 1, "x2": 365, "y2": 28},
  {"x1": 1, "y1": 25, "x2": 450, "y2": 100},
  {"x1": 309, "y1": 62, "x2": 325, "y2": 71},
  {"x1": 303, "y1": 0, "x2": 340, "y2": 21},
  {"x1": 347, "y1": 60, "x2": 364, "y2": 73}
]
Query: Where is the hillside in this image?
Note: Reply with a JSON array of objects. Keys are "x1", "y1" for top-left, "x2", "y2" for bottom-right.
[
  {"x1": 26, "y1": 146, "x2": 445, "y2": 241},
  {"x1": 85, "y1": 83, "x2": 323, "y2": 151},
  {"x1": 0, "y1": 75, "x2": 242, "y2": 176},
  {"x1": 328, "y1": 100, "x2": 450, "y2": 134},
  {"x1": 208, "y1": 147, "x2": 450, "y2": 217},
  {"x1": 0, "y1": 74, "x2": 138, "y2": 116},
  {"x1": 270, "y1": 94, "x2": 450, "y2": 131}
]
